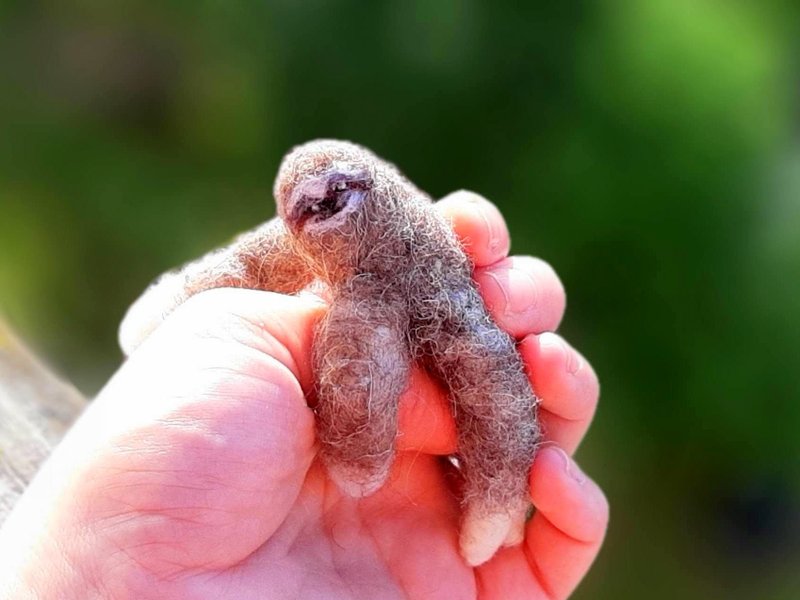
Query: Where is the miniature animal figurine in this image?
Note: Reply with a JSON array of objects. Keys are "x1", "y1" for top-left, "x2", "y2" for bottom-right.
[{"x1": 119, "y1": 140, "x2": 541, "y2": 566}]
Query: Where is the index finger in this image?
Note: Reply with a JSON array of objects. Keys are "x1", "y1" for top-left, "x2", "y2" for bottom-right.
[{"x1": 436, "y1": 190, "x2": 511, "y2": 267}]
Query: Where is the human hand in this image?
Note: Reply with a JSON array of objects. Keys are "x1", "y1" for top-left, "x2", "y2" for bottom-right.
[{"x1": 0, "y1": 192, "x2": 607, "y2": 600}]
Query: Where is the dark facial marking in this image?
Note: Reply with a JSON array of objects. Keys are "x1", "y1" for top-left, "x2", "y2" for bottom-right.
[{"x1": 290, "y1": 170, "x2": 372, "y2": 231}]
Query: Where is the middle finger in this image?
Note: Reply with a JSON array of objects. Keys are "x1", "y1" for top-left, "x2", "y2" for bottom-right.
[
  {"x1": 474, "y1": 256, "x2": 566, "y2": 338},
  {"x1": 396, "y1": 333, "x2": 598, "y2": 455}
]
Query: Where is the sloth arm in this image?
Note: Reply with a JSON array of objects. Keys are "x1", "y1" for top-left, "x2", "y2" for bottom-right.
[
  {"x1": 119, "y1": 218, "x2": 313, "y2": 356},
  {"x1": 416, "y1": 284, "x2": 541, "y2": 565}
]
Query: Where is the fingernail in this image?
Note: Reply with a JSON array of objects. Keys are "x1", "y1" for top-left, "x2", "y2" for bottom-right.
[
  {"x1": 297, "y1": 289, "x2": 330, "y2": 306},
  {"x1": 540, "y1": 333, "x2": 582, "y2": 374},
  {"x1": 458, "y1": 191, "x2": 508, "y2": 257},
  {"x1": 486, "y1": 220, "x2": 509, "y2": 260},
  {"x1": 505, "y1": 263, "x2": 539, "y2": 315},
  {"x1": 548, "y1": 446, "x2": 586, "y2": 485}
]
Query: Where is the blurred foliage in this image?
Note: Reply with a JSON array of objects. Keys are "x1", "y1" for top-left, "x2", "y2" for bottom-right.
[{"x1": 1, "y1": 1, "x2": 799, "y2": 597}]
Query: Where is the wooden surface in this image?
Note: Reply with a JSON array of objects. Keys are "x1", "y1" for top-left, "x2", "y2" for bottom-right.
[{"x1": 0, "y1": 321, "x2": 86, "y2": 523}]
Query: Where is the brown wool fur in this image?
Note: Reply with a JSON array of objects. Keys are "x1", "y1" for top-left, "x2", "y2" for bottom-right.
[{"x1": 119, "y1": 140, "x2": 542, "y2": 565}]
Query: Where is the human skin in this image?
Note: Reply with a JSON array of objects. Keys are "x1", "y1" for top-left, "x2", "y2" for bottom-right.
[
  {"x1": 120, "y1": 140, "x2": 543, "y2": 565},
  {"x1": 0, "y1": 192, "x2": 606, "y2": 600}
]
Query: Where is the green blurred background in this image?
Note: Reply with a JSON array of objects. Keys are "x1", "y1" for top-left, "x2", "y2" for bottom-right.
[{"x1": 1, "y1": 1, "x2": 799, "y2": 597}]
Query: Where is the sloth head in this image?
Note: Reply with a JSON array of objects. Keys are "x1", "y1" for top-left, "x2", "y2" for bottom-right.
[
  {"x1": 274, "y1": 140, "x2": 379, "y2": 238},
  {"x1": 273, "y1": 139, "x2": 420, "y2": 281}
]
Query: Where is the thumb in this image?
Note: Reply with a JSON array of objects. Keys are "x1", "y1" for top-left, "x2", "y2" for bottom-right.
[
  {"x1": 15, "y1": 289, "x2": 327, "y2": 578},
  {"x1": 127, "y1": 287, "x2": 327, "y2": 392}
]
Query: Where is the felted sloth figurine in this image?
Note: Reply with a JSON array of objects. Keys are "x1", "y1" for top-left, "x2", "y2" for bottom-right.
[{"x1": 119, "y1": 140, "x2": 542, "y2": 566}]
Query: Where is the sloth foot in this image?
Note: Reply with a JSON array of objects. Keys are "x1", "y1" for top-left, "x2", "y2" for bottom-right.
[
  {"x1": 460, "y1": 504, "x2": 530, "y2": 566},
  {"x1": 324, "y1": 460, "x2": 391, "y2": 499}
]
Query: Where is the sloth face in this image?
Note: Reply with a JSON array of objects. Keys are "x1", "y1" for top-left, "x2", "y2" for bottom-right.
[
  {"x1": 284, "y1": 168, "x2": 373, "y2": 235},
  {"x1": 274, "y1": 140, "x2": 391, "y2": 279}
]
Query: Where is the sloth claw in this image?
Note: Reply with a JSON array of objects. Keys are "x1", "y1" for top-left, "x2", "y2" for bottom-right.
[
  {"x1": 502, "y1": 505, "x2": 529, "y2": 547},
  {"x1": 460, "y1": 503, "x2": 530, "y2": 565},
  {"x1": 324, "y1": 460, "x2": 391, "y2": 498},
  {"x1": 459, "y1": 510, "x2": 513, "y2": 566}
]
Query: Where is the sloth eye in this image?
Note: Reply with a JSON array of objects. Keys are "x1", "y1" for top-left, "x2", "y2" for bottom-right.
[{"x1": 332, "y1": 180, "x2": 348, "y2": 192}]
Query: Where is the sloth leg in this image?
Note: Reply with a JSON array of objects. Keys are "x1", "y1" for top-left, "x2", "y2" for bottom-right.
[
  {"x1": 314, "y1": 293, "x2": 411, "y2": 497},
  {"x1": 421, "y1": 291, "x2": 541, "y2": 566}
]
